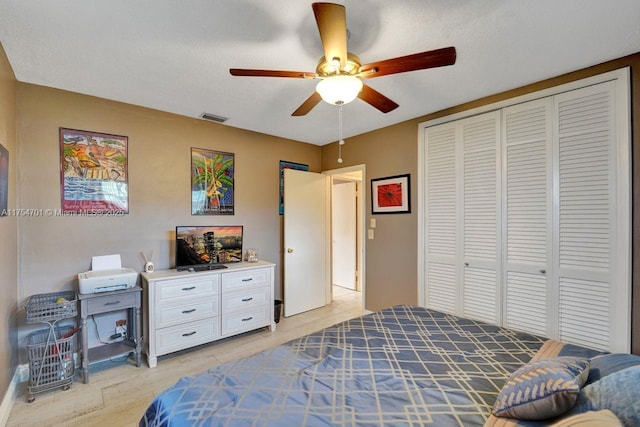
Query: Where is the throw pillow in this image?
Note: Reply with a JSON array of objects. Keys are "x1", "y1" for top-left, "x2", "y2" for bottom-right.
[
  {"x1": 570, "y1": 366, "x2": 640, "y2": 427},
  {"x1": 585, "y1": 353, "x2": 640, "y2": 384},
  {"x1": 492, "y1": 356, "x2": 590, "y2": 420}
]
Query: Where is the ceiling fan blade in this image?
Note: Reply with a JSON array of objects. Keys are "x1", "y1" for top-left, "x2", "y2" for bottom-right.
[
  {"x1": 359, "y1": 46, "x2": 457, "y2": 78},
  {"x1": 292, "y1": 92, "x2": 323, "y2": 116},
  {"x1": 312, "y1": 2, "x2": 348, "y2": 69},
  {"x1": 358, "y1": 84, "x2": 399, "y2": 113},
  {"x1": 230, "y1": 69, "x2": 316, "y2": 79}
]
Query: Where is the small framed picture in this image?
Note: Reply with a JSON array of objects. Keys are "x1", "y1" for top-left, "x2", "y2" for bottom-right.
[
  {"x1": 0, "y1": 143, "x2": 7, "y2": 216},
  {"x1": 279, "y1": 160, "x2": 309, "y2": 215},
  {"x1": 371, "y1": 174, "x2": 411, "y2": 214}
]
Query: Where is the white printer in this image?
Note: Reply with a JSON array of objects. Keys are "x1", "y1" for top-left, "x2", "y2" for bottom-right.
[
  {"x1": 77, "y1": 254, "x2": 138, "y2": 294},
  {"x1": 78, "y1": 268, "x2": 138, "y2": 294}
]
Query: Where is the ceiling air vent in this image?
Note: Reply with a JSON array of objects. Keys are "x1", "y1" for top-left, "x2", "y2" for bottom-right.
[{"x1": 200, "y1": 112, "x2": 228, "y2": 123}]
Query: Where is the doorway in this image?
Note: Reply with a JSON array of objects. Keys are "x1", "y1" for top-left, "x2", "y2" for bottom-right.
[{"x1": 324, "y1": 164, "x2": 365, "y2": 312}]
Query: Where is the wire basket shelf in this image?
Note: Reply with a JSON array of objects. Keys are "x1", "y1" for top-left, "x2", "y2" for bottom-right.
[{"x1": 26, "y1": 291, "x2": 78, "y2": 324}]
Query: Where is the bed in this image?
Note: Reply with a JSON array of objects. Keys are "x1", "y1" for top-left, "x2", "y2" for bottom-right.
[{"x1": 139, "y1": 305, "x2": 638, "y2": 426}]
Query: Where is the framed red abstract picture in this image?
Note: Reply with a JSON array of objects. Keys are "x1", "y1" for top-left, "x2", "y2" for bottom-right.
[{"x1": 371, "y1": 174, "x2": 410, "y2": 214}]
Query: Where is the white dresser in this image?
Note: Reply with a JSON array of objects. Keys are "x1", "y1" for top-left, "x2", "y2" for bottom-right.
[{"x1": 141, "y1": 261, "x2": 275, "y2": 368}]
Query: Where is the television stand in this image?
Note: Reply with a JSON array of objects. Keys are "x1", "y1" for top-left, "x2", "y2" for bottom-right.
[{"x1": 142, "y1": 261, "x2": 276, "y2": 368}]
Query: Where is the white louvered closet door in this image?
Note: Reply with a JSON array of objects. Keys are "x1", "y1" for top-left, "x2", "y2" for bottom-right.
[
  {"x1": 502, "y1": 99, "x2": 553, "y2": 336},
  {"x1": 421, "y1": 69, "x2": 630, "y2": 352},
  {"x1": 553, "y1": 81, "x2": 628, "y2": 352},
  {"x1": 424, "y1": 123, "x2": 458, "y2": 314},
  {"x1": 461, "y1": 112, "x2": 501, "y2": 324},
  {"x1": 424, "y1": 111, "x2": 500, "y2": 321}
]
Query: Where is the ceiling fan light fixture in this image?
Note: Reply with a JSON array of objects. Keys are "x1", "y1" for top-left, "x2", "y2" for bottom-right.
[{"x1": 315, "y1": 75, "x2": 363, "y2": 105}]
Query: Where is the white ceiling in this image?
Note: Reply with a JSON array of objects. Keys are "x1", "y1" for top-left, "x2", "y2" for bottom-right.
[{"x1": 1, "y1": 0, "x2": 639, "y2": 146}]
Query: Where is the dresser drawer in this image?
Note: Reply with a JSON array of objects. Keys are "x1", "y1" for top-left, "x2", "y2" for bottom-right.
[
  {"x1": 221, "y1": 268, "x2": 270, "y2": 293},
  {"x1": 157, "y1": 298, "x2": 218, "y2": 328},
  {"x1": 221, "y1": 306, "x2": 269, "y2": 336},
  {"x1": 155, "y1": 317, "x2": 219, "y2": 356},
  {"x1": 222, "y1": 286, "x2": 269, "y2": 312},
  {"x1": 155, "y1": 276, "x2": 219, "y2": 304},
  {"x1": 87, "y1": 291, "x2": 137, "y2": 315}
]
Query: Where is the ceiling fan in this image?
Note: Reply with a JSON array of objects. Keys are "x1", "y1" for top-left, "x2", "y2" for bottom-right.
[{"x1": 229, "y1": 2, "x2": 456, "y2": 116}]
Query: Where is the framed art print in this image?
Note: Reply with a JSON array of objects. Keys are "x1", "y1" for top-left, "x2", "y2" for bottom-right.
[
  {"x1": 371, "y1": 174, "x2": 411, "y2": 214},
  {"x1": 191, "y1": 148, "x2": 234, "y2": 215},
  {"x1": 59, "y1": 128, "x2": 128, "y2": 214},
  {"x1": 0, "y1": 143, "x2": 8, "y2": 216},
  {"x1": 279, "y1": 160, "x2": 309, "y2": 215}
]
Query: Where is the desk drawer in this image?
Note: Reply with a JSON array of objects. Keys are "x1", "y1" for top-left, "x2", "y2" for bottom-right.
[
  {"x1": 87, "y1": 292, "x2": 136, "y2": 315},
  {"x1": 222, "y1": 268, "x2": 270, "y2": 293},
  {"x1": 156, "y1": 317, "x2": 219, "y2": 355},
  {"x1": 156, "y1": 276, "x2": 219, "y2": 303},
  {"x1": 157, "y1": 298, "x2": 218, "y2": 328},
  {"x1": 221, "y1": 306, "x2": 269, "y2": 336},
  {"x1": 222, "y1": 287, "x2": 269, "y2": 312}
]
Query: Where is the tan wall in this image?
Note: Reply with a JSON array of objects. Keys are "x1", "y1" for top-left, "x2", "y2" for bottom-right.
[
  {"x1": 324, "y1": 53, "x2": 640, "y2": 354},
  {"x1": 322, "y1": 120, "x2": 423, "y2": 311},
  {"x1": 0, "y1": 43, "x2": 18, "y2": 400},
  {"x1": 15, "y1": 84, "x2": 320, "y2": 346}
]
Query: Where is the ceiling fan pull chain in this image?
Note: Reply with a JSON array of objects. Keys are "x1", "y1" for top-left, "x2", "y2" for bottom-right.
[{"x1": 338, "y1": 104, "x2": 344, "y2": 163}]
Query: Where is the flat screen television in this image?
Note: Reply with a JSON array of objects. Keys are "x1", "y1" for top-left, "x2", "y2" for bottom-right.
[{"x1": 175, "y1": 225, "x2": 243, "y2": 271}]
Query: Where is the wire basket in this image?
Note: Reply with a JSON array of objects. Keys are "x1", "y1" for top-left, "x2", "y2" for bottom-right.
[
  {"x1": 27, "y1": 325, "x2": 77, "y2": 396},
  {"x1": 26, "y1": 291, "x2": 78, "y2": 324}
]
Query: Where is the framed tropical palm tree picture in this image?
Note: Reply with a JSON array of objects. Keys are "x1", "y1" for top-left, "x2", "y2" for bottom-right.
[{"x1": 191, "y1": 148, "x2": 234, "y2": 215}]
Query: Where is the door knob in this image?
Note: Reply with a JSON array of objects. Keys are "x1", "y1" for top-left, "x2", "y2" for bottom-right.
[{"x1": 287, "y1": 248, "x2": 293, "y2": 253}]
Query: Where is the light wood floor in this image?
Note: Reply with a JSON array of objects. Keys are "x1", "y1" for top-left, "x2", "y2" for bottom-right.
[{"x1": 8, "y1": 287, "x2": 363, "y2": 427}]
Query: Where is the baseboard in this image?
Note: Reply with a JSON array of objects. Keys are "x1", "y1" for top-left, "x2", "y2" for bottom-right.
[{"x1": 0, "y1": 364, "x2": 27, "y2": 427}]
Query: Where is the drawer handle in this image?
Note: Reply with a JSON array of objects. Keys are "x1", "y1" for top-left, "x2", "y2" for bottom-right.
[
  {"x1": 182, "y1": 309, "x2": 196, "y2": 314},
  {"x1": 181, "y1": 286, "x2": 196, "y2": 291},
  {"x1": 182, "y1": 331, "x2": 196, "y2": 337},
  {"x1": 241, "y1": 317, "x2": 253, "y2": 322},
  {"x1": 241, "y1": 297, "x2": 253, "y2": 302},
  {"x1": 241, "y1": 278, "x2": 253, "y2": 282},
  {"x1": 104, "y1": 301, "x2": 121, "y2": 306}
]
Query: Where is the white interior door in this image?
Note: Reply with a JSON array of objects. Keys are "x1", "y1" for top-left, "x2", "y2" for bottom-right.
[
  {"x1": 332, "y1": 181, "x2": 356, "y2": 290},
  {"x1": 284, "y1": 169, "x2": 329, "y2": 317}
]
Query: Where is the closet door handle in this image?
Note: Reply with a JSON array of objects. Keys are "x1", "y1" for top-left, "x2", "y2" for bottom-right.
[
  {"x1": 539, "y1": 269, "x2": 546, "y2": 274},
  {"x1": 464, "y1": 262, "x2": 469, "y2": 267}
]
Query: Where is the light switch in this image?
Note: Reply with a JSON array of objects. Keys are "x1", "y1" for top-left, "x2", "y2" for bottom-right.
[
  {"x1": 367, "y1": 229, "x2": 374, "y2": 240},
  {"x1": 370, "y1": 218, "x2": 376, "y2": 228}
]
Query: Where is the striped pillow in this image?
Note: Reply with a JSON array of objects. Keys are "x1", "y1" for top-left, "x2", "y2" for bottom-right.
[{"x1": 493, "y1": 356, "x2": 590, "y2": 420}]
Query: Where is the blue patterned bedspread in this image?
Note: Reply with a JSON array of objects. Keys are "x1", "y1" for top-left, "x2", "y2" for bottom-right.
[{"x1": 139, "y1": 305, "x2": 549, "y2": 426}]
